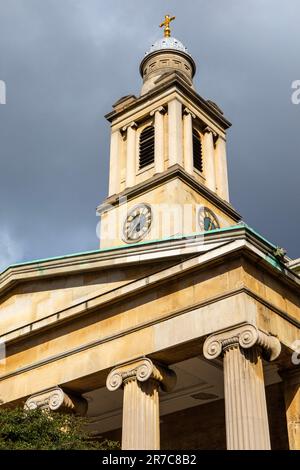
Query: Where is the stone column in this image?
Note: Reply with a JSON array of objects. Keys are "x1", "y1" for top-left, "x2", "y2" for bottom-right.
[
  {"x1": 106, "y1": 357, "x2": 176, "y2": 450},
  {"x1": 203, "y1": 126, "x2": 216, "y2": 192},
  {"x1": 150, "y1": 106, "x2": 166, "y2": 174},
  {"x1": 24, "y1": 386, "x2": 88, "y2": 416},
  {"x1": 168, "y1": 99, "x2": 183, "y2": 167},
  {"x1": 280, "y1": 368, "x2": 300, "y2": 449},
  {"x1": 124, "y1": 121, "x2": 137, "y2": 188},
  {"x1": 183, "y1": 108, "x2": 196, "y2": 175},
  {"x1": 215, "y1": 135, "x2": 229, "y2": 202},
  {"x1": 204, "y1": 323, "x2": 281, "y2": 450},
  {"x1": 108, "y1": 129, "x2": 121, "y2": 196}
]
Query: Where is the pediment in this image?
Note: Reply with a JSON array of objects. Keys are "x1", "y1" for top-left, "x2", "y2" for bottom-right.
[{"x1": 1, "y1": 225, "x2": 299, "y2": 346}]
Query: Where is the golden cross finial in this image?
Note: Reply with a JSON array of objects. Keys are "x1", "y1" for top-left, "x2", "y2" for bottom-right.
[{"x1": 159, "y1": 15, "x2": 176, "y2": 38}]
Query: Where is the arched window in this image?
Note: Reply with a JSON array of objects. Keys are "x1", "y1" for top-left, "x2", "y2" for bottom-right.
[
  {"x1": 139, "y1": 126, "x2": 155, "y2": 169},
  {"x1": 192, "y1": 128, "x2": 203, "y2": 173}
]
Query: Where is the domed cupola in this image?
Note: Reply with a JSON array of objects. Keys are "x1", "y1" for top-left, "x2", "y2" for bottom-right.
[
  {"x1": 146, "y1": 37, "x2": 191, "y2": 56},
  {"x1": 140, "y1": 15, "x2": 196, "y2": 95}
]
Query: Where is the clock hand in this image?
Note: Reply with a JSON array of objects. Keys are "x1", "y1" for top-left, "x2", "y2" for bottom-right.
[{"x1": 129, "y1": 216, "x2": 141, "y2": 237}]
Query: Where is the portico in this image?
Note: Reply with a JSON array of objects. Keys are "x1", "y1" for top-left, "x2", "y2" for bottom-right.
[
  {"x1": 0, "y1": 17, "x2": 299, "y2": 451},
  {"x1": 0, "y1": 225, "x2": 299, "y2": 449}
]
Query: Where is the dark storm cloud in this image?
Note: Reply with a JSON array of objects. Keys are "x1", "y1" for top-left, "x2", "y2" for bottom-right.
[{"x1": 0, "y1": 0, "x2": 299, "y2": 270}]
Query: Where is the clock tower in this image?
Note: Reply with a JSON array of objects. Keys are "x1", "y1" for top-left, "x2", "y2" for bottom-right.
[
  {"x1": 1, "y1": 15, "x2": 299, "y2": 453},
  {"x1": 98, "y1": 17, "x2": 241, "y2": 248}
]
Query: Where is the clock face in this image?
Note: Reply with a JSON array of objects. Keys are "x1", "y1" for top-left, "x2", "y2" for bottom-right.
[
  {"x1": 198, "y1": 207, "x2": 220, "y2": 232},
  {"x1": 123, "y1": 204, "x2": 152, "y2": 242}
]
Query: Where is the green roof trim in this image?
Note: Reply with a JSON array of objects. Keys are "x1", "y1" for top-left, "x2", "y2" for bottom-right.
[
  {"x1": 0, "y1": 223, "x2": 280, "y2": 275},
  {"x1": 264, "y1": 254, "x2": 284, "y2": 272}
]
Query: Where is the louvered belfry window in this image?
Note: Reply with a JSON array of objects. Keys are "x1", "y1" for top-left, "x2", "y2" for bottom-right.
[
  {"x1": 193, "y1": 128, "x2": 203, "y2": 173},
  {"x1": 139, "y1": 126, "x2": 155, "y2": 169}
]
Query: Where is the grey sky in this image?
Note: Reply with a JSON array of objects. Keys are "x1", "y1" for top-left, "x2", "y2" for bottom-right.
[{"x1": 0, "y1": 0, "x2": 299, "y2": 271}]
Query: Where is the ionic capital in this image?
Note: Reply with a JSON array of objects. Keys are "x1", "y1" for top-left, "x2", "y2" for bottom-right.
[
  {"x1": 122, "y1": 121, "x2": 138, "y2": 132},
  {"x1": 203, "y1": 323, "x2": 281, "y2": 362},
  {"x1": 183, "y1": 107, "x2": 196, "y2": 119},
  {"x1": 24, "y1": 386, "x2": 88, "y2": 416},
  {"x1": 106, "y1": 357, "x2": 176, "y2": 392},
  {"x1": 150, "y1": 106, "x2": 166, "y2": 116},
  {"x1": 203, "y1": 125, "x2": 217, "y2": 137}
]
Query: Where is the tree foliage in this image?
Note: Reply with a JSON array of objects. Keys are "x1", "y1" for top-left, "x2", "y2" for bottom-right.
[{"x1": 0, "y1": 407, "x2": 120, "y2": 450}]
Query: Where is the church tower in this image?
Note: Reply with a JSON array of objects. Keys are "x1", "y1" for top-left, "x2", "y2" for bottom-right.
[
  {"x1": 1, "y1": 15, "x2": 299, "y2": 453},
  {"x1": 98, "y1": 16, "x2": 241, "y2": 248}
]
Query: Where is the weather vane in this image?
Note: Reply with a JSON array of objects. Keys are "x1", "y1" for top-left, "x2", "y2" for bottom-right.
[{"x1": 159, "y1": 15, "x2": 176, "y2": 38}]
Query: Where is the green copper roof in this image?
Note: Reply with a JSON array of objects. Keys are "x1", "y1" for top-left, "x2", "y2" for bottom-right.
[{"x1": 0, "y1": 223, "x2": 280, "y2": 275}]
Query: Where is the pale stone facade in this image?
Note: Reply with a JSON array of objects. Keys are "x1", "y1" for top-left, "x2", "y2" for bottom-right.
[{"x1": 0, "y1": 24, "x2": 299, "y2": 450}]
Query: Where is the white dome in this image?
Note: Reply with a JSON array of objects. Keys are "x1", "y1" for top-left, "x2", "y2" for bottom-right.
[{"x1": 145, "y1": 37, "x2": 191, "y2": 56}]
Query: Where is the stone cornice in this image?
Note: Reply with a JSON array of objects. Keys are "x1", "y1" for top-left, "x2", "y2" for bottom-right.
[
  {"x1": 203, "y1": 322, "x2": 281, "y2": 362},
  {"x1": 105, "y1": 73, "x2": 231, "y2": 130},
  {"x1": 98, "y1": 164, "x2": 241, "y2": 221},
  {"x1": 0, "y1": 228, "x2": 233, "y2": 295},
  {"x1": 0, "y1": 225, "x2": 298, "y2": 304},
  {"x1": 288, "y1": 258, "x2": 300, "y2": 275}
]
